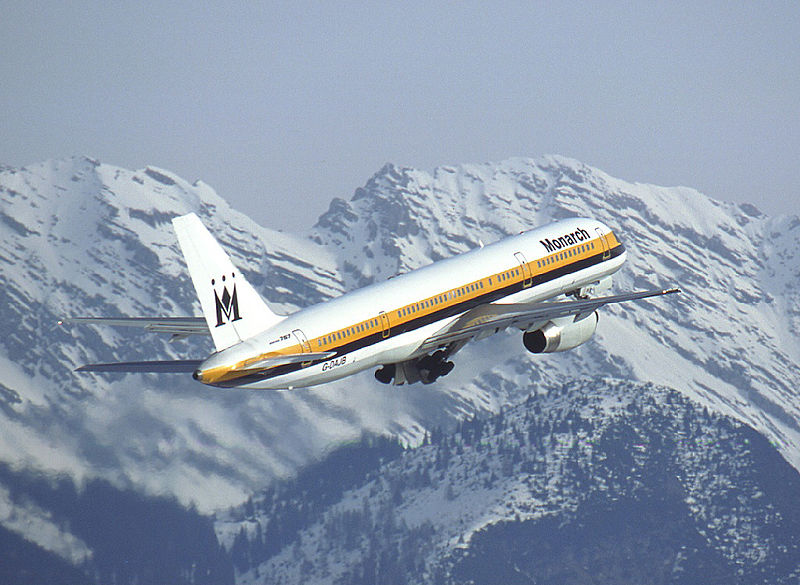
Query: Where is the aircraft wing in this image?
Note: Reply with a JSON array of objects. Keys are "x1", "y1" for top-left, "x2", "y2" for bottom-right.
[
  {"x1": 418, "y1": 288, "x2": 680, "y2": 351},
  {"x1": 60, "y1": 317, "x2": 209, "y2": 340}
]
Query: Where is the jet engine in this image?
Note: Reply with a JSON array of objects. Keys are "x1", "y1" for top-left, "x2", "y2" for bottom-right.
[{"x1": 523, "y1": 312, "x2": 599, "y2": 353}]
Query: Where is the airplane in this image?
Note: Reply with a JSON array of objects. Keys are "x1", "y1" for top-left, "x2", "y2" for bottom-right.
[{"x1": 64, "y1": 213, "x2": 679, "y2": 389}]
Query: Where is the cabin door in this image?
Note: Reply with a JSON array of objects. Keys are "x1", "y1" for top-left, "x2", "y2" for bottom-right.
[
  {"x1": 378, "y1": 311, "x2": 391, "y2": 339},
  {"x1": 292, "y1": 329, "x2": 312, "y2": 353},
  {"x1": 514, "y1": 252, "x2": 533, "y2": 288},
  {"x1": 595, "y1": 228, "x2": 611, "y2": 260}
]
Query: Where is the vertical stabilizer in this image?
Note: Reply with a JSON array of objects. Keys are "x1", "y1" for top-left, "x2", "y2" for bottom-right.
[{"x1": 172, "y1": 213, "x2": 283, "y2": 351}]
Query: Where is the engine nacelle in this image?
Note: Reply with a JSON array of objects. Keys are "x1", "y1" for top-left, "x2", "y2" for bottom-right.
[{"x1": 523, "y1": 312, "x2": 599, "y2": 353}]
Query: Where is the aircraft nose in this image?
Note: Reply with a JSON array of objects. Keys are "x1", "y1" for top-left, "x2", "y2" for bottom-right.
[{"x1": 192, "y1": 369, "x2": 203, "y2": 382}]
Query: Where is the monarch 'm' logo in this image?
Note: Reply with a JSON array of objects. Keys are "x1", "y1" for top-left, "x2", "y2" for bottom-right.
[{"x1": 214, "y1": 283, "x2": 241, "y2": 327}]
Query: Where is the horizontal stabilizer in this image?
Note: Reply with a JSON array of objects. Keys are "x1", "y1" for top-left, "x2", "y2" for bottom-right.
[
  {"x1": 60, "y1": 317, "x2": 209, "y2": 337},
  {"x1": 76, "y1": 360, "x2": 204, "y2": 373}
]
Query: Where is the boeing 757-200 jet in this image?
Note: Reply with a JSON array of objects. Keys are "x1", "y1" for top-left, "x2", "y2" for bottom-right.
[{"x1": 65, "y1": 213, "x2": 678, "y2": 389}]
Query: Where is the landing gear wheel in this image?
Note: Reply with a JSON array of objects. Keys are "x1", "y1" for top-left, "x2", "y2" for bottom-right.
[
  {"x1": 375, "y1": 364, "x2": 395, "y2": 384},
  {"x1": 440, "y1": 361, "x2": 455, "y2": 376}
]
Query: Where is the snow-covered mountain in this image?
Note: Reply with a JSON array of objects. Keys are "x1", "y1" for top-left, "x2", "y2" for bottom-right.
[
  {"x1": 312, "y1": 157, "x2": 800, "y2": 457},
  {"x1": 219, "y1": 379, "x2": 800, "y2": 584},
  {"x1": 0, "y1": 155, "x2": 798, "y2": 567}
]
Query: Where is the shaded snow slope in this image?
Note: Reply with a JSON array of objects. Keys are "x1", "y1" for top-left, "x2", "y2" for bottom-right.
[{"x1": 222, "y1": 379, "x2": 800, "y2": 585}]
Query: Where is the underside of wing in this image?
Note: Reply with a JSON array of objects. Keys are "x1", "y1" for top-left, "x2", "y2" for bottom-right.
[
  {"x1": 60, "y1": 317, "x2": 209, "y2": 340},
  {"x1": 76, "y1": 360, "x2": 204, "y2": 373},
  {"x1": 419, "y1": 288, "x2": 680, "y2": 352}
]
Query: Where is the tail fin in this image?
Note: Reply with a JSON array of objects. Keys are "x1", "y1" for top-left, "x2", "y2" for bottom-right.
[{"x1": 172, "y1": 213, "x2": 283, "y2": 351}]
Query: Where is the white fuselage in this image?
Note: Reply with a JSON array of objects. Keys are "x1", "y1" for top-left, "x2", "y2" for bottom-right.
[{"x1": 197, "y1": 217, "x2": 626, "y2": 389}]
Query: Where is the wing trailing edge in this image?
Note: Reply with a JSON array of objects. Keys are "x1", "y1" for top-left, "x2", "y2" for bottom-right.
[{"x1": 420, "y1": 287, "x2": 681, "y2": 350}]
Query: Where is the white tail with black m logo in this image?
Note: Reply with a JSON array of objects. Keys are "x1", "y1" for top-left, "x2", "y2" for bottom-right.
[{"x1": 172, "y1": 213, "x2": 284, "y2": 351}]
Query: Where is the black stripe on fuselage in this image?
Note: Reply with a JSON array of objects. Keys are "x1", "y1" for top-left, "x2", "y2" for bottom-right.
[{"x1": 213, "y1": 243, "x2": 625, "y2": 387}]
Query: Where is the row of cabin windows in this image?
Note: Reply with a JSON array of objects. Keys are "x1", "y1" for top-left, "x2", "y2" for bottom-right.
[
  {"x1": 317, "y1": 243, "x2": 604, "y2": 348},
  {"x1": 318, "y1": 277, "x2": 496, "y2": 347},
  {"x1": 499, "y1": 268, "x2": 520, "y2": 282},
  {"x1": 319, "y1": 318, "x2": 383, "y2": 346},
  {"x1": 535, "y1": 241, "x2": 596, "y2": 268},
  {"x1": 397, "y1": 280, "x2": 486, "y2": 318}
]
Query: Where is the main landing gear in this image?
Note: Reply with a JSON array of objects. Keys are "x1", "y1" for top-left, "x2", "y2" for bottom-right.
[{"x1": 375, "y1": 350, "x2": 455, "y2": 385}]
